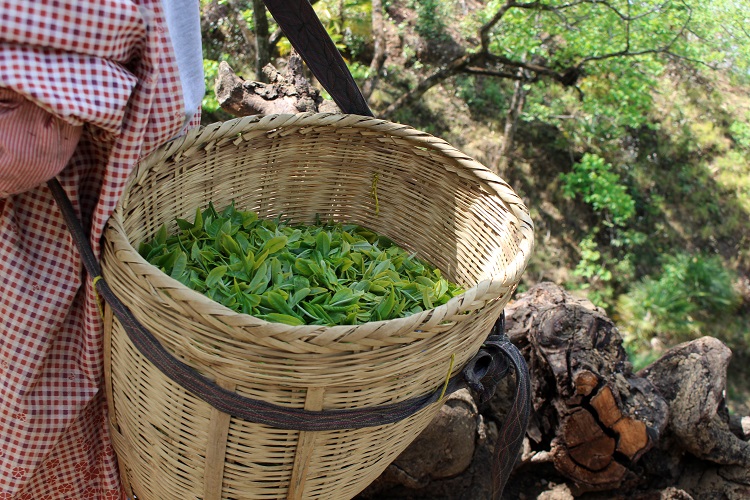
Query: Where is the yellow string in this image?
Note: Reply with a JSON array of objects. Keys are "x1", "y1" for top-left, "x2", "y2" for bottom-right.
[
  {"x1": 92, "y1": 275, "x2": 105, "y2": 319},
  {"x1": 370, "y1": 173, "x2": 380, "y2": 215},
  {"x1": 439, "y1": 353, "x2": 456, "y2": 401}
]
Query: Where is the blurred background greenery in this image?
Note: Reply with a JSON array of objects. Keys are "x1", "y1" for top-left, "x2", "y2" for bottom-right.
[{"x1": 199, "y1": 0, "x2": 750, "y2": 413}]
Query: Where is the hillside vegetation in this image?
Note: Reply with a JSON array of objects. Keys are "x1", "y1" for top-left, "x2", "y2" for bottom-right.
[{"x1": 200, "y1": 0, "x2": 750, "y2": 411}]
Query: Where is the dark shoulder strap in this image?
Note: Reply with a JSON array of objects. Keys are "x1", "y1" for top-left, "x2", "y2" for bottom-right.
[{"x1": 262, "y1": 0, "x2": 373, "y2": 116}]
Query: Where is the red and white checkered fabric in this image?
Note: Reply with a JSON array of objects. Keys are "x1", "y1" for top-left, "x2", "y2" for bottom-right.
[{"x1": 0, "y1": 1, "x2": 199, "y2": 497}]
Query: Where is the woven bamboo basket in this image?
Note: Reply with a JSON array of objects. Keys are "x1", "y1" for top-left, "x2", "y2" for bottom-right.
[{"x1": 101, "y1": 113, "x2": 534, "y2": 500}]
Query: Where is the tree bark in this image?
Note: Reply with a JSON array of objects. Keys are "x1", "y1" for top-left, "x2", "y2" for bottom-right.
[
  {"x1": 214, "y1": 56, "x2": 340, "y2": 116},
  {"x1": 499, "y1": 65, "x2": 530, "y2": 170}
]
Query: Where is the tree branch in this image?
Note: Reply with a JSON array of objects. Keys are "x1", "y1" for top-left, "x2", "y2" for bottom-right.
[
  {"x1": 577, "y1": 0, "x2": 691, "y2": 66},
  {"x1": 463, "y1": 66, "x2": 536, "y2": 81},
  {"x1": 385, "y1": 0, "x2": 705, "y2": 115},
  {"x1": 381, "y1": 52, "x2": 483, "y2": 119},
  {"x1": 485, "y1": 53, "x2": 581, "y2": 86}
]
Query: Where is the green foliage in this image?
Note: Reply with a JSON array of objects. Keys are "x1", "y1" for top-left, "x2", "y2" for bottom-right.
[
  {"x1": 139, "y1": 203, "x2": 464, "y2": 326},
  {"x1": 685, "y1": 1, "x2": 750, "y2": 78},
  {"x1": 729, "y1": 119, "x2": 750, "y2": 150},
  {"x1": 201, "y1": 59, "x2": 221, "y2": 115},
  {"x1": 410, "y1": 0, "x2": 449, "y2": 41},
  {"x1": 573, "y1": 233, "x2": 611, "y2": 282},
  {"x1": 348, "y1": 61, "x2": 371, "y2": 82},
  {"x1": 617, "y1": 252, "x2": 740, "y2": 347},
  {"x1": 560, "y1": 154, "x2": 635, "y2": 227},
  {"x1": 455, "y1": 75, "x2": 509, "y2": 116},
  {"x1": 570, "y1": 233, "x2": 614, "y2": 308}
]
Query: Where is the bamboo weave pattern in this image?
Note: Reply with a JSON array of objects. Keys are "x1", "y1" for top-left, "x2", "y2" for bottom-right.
[{"x1": 101, "y1": 113, "x2": 534, "y2": 499}]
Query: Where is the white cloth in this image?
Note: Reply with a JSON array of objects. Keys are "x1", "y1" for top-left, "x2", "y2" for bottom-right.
[{"x1": 162, "y1": 0, "x2": 205, "y2": 128}]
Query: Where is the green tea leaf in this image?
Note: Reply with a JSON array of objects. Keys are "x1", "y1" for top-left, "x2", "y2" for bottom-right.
[
  {"x1": 328, "y1": 289, "x2": 361, "y2": 307},
  {"x1": 176, "y1": 218, "x2": 194, "y2": 231},
  {"x1": 205, "y1": 265, "x2": 227, "y2": 288},
  {"x1": 155, "y1": 224, "x2": 168, "y2": 245},
  {"x1": 241, "y1": 210, "x2": 258, "y2": 229},
  {"x1": 375, "y1": 289, "x2": 396, "y2": 320},
  {"x1": 247, "y1": 260, "x2": 270, "y2": 294},
  {"x1": 170, "y1": 251, "x2": 187, "y2": 280},
  {"x1": 294, "y1": 258, "x2": 313, "y2": 277},
  {"x1": 220, "y1": 233, "x2": 242, "y2": 256},
  {"x1": 270, "y1": 257, "x2": 284, "y2": 286},
  {"x1": 194, "y1": 206, "x2": 204, "y2": 231},
  {"x1": 141, "y1": 203, "x2": 464, "y2": 326},
  {"x1": 262, "y1": 235, "x2": 288, "y2": 255},
  {"x1": 258, "y1": 313, "x2": 305, "y2": 326},
  {"x1": 422, "y1": 288, "x2": 434, "y2": 310},
  {"x1": 261, "y1": 290, "x2": 297, "y2": 317},
  {"x1": 289, "y1": 287, "x2": 310, "y2": 308},
  {"x1": 316, "y1": 231, "x2": 331, "y2": 257}
]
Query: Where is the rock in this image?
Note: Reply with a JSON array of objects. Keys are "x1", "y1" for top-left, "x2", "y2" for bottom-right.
[
  {"x1": 357, "y1": 283, "x2": 750, "y2": 500},
  {"x1": 640, "y1": 337, "x2": 750, "y2": 467},
  {"x1": 389, "y1": 388, "x2": 479, "y2": 482}
]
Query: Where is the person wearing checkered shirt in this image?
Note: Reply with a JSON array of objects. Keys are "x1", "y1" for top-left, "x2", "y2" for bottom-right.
[{"x1": 0, "y1": 1, "x2": 203, "y2": 497}]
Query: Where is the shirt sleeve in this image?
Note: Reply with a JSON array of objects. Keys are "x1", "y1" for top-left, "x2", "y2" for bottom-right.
[{"x1": 161, "y1": 0, "x2": 204, "y2": 127}]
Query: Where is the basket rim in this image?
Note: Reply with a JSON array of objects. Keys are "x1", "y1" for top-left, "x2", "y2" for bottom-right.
[{"x1": 106, "y1": 113, "x2": 534, "y2": 336}]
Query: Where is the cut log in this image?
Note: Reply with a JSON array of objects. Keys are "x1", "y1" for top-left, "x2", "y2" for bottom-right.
[
  {"x1": 504, "y1": 282, "x2": 668, "y2": 492},
  {"x1": 559, "y1": 407, "x2": 616, "y2": 471}
]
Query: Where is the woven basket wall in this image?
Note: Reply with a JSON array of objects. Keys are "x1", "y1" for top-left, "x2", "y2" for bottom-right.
[{"x1": 100, "y1": 113, "x2": 534, "y2": 500}]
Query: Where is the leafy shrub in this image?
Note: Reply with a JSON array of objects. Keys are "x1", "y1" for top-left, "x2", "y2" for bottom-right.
[
  {"x1": 560, "y1": 153, "x2": 635, "y2": 227},
  {"x1": 617, "y1": 252, "x2": 740, "y2": 347},
  {"x1": 410, "y1": 0, "x2": 448, "y2": 41},
  {"x1": 561, "y1": 154, "x2": 639, "y2": 308},
  {"x1": 729, "y1": 119, "x2": 750, "y2": 150}
]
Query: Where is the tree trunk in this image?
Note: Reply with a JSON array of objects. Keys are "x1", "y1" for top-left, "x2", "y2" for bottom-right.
[
  {"x1": 252, "y1": 0, "x2": 271, "y2": 83},
  {"x1": 361, "y1": 0, "x2": 387, "y2": 101},
  {"x1": 498, "y1": 66, "x2": 528, "y2": 170}
]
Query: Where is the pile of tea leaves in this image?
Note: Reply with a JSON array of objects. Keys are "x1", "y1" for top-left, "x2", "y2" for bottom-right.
[{"x1": 138, "y1": 203, "x2": 464, "y2": 326}]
